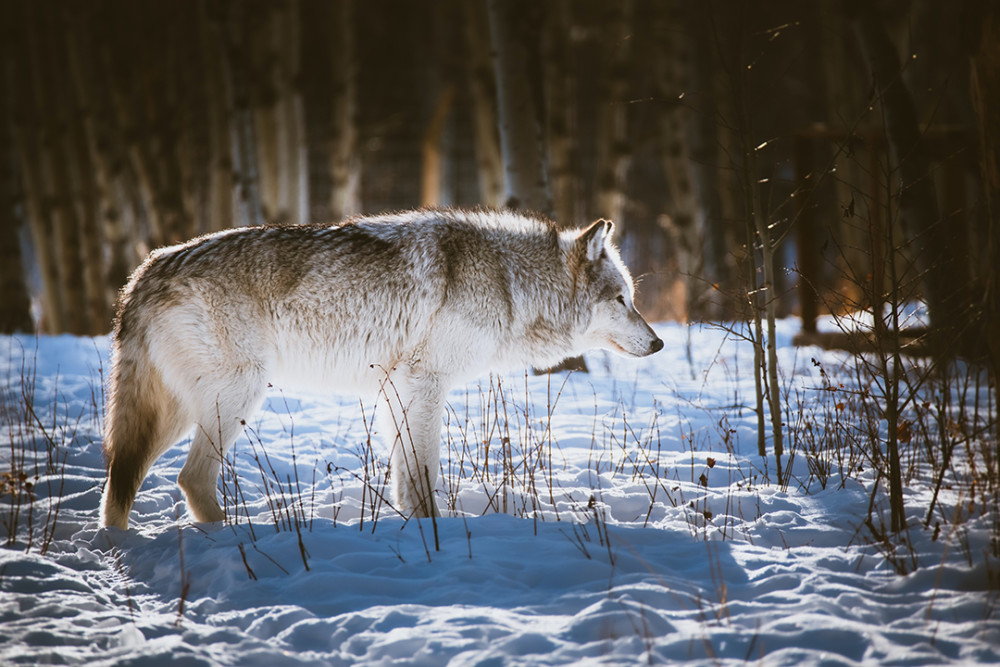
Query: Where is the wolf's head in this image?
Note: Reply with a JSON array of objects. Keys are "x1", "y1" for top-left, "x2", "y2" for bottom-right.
[{"x1": 569, "y1": 220, "x2": 663, "y2": 358}]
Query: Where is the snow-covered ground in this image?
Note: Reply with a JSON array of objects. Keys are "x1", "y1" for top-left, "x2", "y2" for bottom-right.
[{"x1": 1, "y1": 320, "x2": 997, "y2": 665}]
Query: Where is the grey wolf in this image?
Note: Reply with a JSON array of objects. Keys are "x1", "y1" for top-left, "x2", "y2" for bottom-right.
[{"x1": 100, "y1": 208, "x2": 663, "y2": 529}]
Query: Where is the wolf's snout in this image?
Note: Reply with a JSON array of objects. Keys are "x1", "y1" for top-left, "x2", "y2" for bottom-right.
[{"x1": 649, "y1": 337, "x2": 664, "y2": 354}]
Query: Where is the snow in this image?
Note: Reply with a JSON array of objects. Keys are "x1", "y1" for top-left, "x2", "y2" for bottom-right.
[{"x1": 1, "y1": 320, "x2": 997, "y2": 666}]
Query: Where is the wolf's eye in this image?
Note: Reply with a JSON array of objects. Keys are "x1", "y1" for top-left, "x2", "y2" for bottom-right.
[{"x1": 616, "y1": 295, "x2": 626, "y2": 306}]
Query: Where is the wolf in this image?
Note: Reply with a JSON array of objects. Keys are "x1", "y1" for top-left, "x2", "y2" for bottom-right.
[{"x1": 99, "y1": 208, "x2": 663, "y2": 529}]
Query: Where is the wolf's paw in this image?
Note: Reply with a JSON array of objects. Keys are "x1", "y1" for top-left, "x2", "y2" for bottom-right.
[
  {"x1": 181, "y1": 491, "x2": 226, "y2": 524},
  {"x1": 403, "y1": 495, "x2": 440, "y2": 519}
]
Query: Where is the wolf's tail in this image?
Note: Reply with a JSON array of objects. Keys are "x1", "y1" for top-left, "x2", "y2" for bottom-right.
[{"x1": 100, "y1": 341, "x2": 180, "y2": 530}]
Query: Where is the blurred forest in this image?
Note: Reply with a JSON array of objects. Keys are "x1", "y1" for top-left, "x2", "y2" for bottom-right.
[{"x1": 1, "y1": 0, "x2": 998, "y2": 378}]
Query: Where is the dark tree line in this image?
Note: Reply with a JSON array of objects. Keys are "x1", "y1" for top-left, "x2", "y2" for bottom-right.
[{"x1": 1, "y1": 0, "x2": 997, "y2": 380}]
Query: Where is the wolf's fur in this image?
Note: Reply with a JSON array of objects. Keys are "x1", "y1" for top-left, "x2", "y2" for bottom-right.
[{"x1": 100, "y1": 208, "x2": 662, "y2": 528}]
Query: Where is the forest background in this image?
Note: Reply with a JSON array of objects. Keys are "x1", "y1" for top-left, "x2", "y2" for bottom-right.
[{"x1": 1, "y1": 0, "x2": 998, "y2": 385}]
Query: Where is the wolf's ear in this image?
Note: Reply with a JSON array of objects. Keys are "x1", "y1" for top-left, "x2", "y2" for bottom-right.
[{"x1": 579, "y1": 219, "x2": 614, "y2": 262}]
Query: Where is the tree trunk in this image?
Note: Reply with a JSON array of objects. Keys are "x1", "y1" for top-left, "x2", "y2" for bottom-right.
[
  {"x1": 245, "y1": 0, "x2": 308, "y2": 227},
  {"x1": 593, "y1": 0, "x2": 633, "y2": 228},
  {"x1": 486, "y1": 0, "x2": 552, "y2": 217},
  {"x1": 70, "y1": 5, "x2": 139, "y2": 293},
  {"x1": 42, "y1": 17, "x2": 88, "y2": 335},
  {"x1": 687, "y1": 2, "x2": 739, "y2": 319},
  {"x1": 221, "y1": 2, "x2": 263, "y2": 228},
  {"x1": 253, "y1": 0, "x2": 309, "y2": 227},
  {"x1": 64, "y1": 9, "x2": 132, "y2": 310},
  {"x1": 543, "y1": 0, "x2": 577, "y2": 226},
  {"x1": 13, "y1": 121, "x2": 63, "y2": 333},
  {"x1": 250, "y1": 4, "x2": 281, "y2": 224},
  {"x1": 22, "y1": 4, "x2": 88, "y2": 335},
  {"x1": 63, "y1": 83, "x2": 108, "y2": 334},
  {"x1": 56, "y1": 6, "x2": 108, "y2": 334},
  {"x1": 969, "y1": 2, "x2": 1000, "y2": 388},
  {"x1": 421, "y1": 86, "x2": 455, "y2": 207},
  {"x1": 0, "y1": 42, "x2": 33, "y2": 333},
  {"x1": 850, "y1": 2, "x2": 963, "y2": 351},
  {"x1": 101, "y1": 27, "x2": 167, "y2": 248},
  {"x1": 11, "y1": 4, "x2": 61, "y2": 332},
  {"x1": 329, "y1": 0, "x2": 361, "y2": 220},
  {"x1": 462, "y1": 1, "x2": 503, "y2": 208},
  {"x1": 200, "y1": 0, "x2": 236, "y2": 233},
  {"x1": 65, "y1": 128, "x2": 108, "y2": 335},
  {"x1": 284, "y1": 0, "x2": 308, "y2": 226},
  {"x1": 0, "y1": 166, "x2": 33, "y2": 333},
  {"x1": 171, "y1": 2, "x2": 210, "y2": 239},
  {"x1": 793, "y1": 134, "x2": 821, "y2": 334},
  {"x1": 654, "y1": 3, "x2": 703, "y2": 320},
  {"x1": 154, "y1": 12, "x2": 194, "y2": 245},
  {"x1": 100, "y1": 4, "x2": 196, "y2": 250}
]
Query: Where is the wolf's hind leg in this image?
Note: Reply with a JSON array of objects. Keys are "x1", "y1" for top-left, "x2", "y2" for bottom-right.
[
  {"x1": 102, "y1": 361, "x2": 191, "y2": 530},
  {"x1": 178, "y1": 386, "x2": 265, "y2": 523}
]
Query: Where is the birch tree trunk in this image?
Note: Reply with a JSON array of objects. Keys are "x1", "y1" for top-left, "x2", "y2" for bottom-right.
[
  {"x1": 153, "y1": 16, "x2": 193, "y2": 245},
  {"x1": 199, "y1": 0, "x2": 235, "y2": 233},
  {"x1": 462, "y1": 1, "x2": 502, "y2": 208},
  {"x1": 63, "y1": 79, "x2": 108, "y2": 333},
  {"x1": 39, "y1": 17, "x2": 87, "y2": 334},
  {"x1": 12, "y1": 17, "x2": 63, "y2": 332},
  {"x1": 421, "y1": 86, "x2": 455, "y2": 208},
  {"x1": 65, "y1": 12, "x2": 132, "y2": 309},
  {"x1": 172, "y1": 3, "x2": 210, "y2": 239},
  {"x1": 50, "y1": 5, "x2": 107, "y2": 333},
  {"x1": 250, "y1": 1, "x2": 307, "y2": 226},
  {"x1": 0, "y1": 164, "x2": 32, "y2": 333},
  {"x1": 687, "y1": 2, "x2": 737, "y2": 318},
  {"x1": 969, "y1": 3, "x2": 1000, "y2": 403},
  {"x1": 0, "y1": 43, "x2": 33, "y2": 333},
  {"x1": 221, "y1": 2, "x2": 263, "y2": 228},
  {"x1": 329, "y1": 0, "x2": 361, "y2": 220},
  {"x1": 99, "y1": 4, "x2": 196, "y2": 249},
  {"x1": 593, "y1": 0, "x2": 633, "y2": 227},
  {"x1": 486, "y1": 0, "x2": 552, "y2": 216},
  {"x1": 655, "y1": 4, "x2": 704, "y2": 320},
  {"x1": 251, "y1": 5, "x2": 281, "y2": 223},
  {"x1": 284, "y1": 0, "x2": 308, "y2": 226},
  {"x1": 543, "y1": 0, "x2": 577, "y2": 226},
  {"x1": 73, "y1": 6, "x2": 141, "y2": 289},
  {"x1": 101, "y1": 32, "x2": 167, "y2": 248},
  {"x1": 26, "y1": 5, "x2": 88, "y2": 334}
]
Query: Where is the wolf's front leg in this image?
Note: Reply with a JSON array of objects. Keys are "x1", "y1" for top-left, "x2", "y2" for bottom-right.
[{"x1": 377, "y1": 371, "x2": 445, "y2": 518}]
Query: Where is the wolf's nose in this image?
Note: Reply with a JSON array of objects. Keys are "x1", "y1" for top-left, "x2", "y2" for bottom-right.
[{"x1": 649, "y1": 338, "x2": 664, "y2": 354}]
